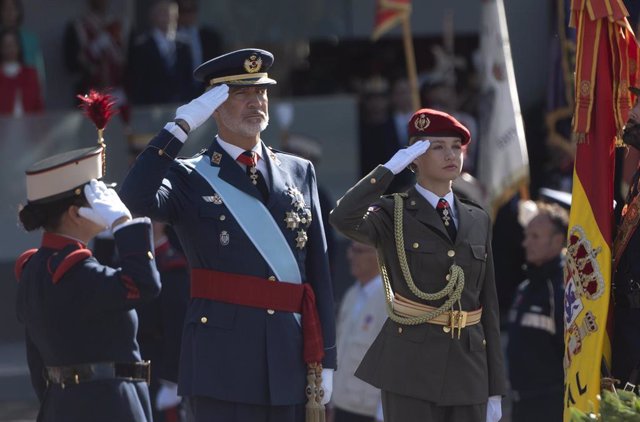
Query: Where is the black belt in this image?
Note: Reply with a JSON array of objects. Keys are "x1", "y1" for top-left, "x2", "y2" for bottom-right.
[{"x1": 45, "y1": 361, "x2": 150, "y2": 387}]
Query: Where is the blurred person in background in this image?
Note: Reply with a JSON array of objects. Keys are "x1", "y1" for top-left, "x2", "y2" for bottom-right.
[
  {"x1": 128, "y1": 0, "x2": 194, "y2": 105},
  {"x1": 0, "y1": 0, "x2": 45, "y2": 89},
  {"x1": 63, "y1": 0, "x2": 127, "y2": 107},
  {"x1": 176, "y1": 0, "x2": 223, "y2": 79},
  {"x1": 331, "y1": 241, "x2": 386, "y2": 422},
  {"x1": 506, "y1": 201, "x2": 567, "y2": 422},
  {"x1": 0, "y1": 29, "x2": 43, "y2": 116}
]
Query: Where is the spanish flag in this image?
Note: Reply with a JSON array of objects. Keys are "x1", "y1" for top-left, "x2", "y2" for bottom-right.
[
  {"x1": 564, "y1": 1, "x2": 636, "y2": 420},
  {"x1": 371, "y1": 0, "x2": 411, "y2": 41}
]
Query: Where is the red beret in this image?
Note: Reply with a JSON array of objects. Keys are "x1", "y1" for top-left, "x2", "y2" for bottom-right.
[{"x1": 407, "y1": 108, "x2": 471, "y2": 145}]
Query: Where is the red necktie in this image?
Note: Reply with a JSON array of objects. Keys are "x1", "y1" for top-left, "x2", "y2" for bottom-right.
[
  {"x1": 236, "y1": 150, "x2": 269, "y2": 202},
  {"x1": 436, "y1": 198, "x2": 457, "y2": 241}
]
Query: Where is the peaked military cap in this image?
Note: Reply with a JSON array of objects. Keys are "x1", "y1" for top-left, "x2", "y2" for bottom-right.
[
  {"x1": 26, "y1": 147, "x2": 103, "y2": 204},
  {"x1": 408, "y1": 108, "x2": 471, "y2": 145},
  {"x1": 193, "y1": 48, "x2": 277, "y2": 86}
]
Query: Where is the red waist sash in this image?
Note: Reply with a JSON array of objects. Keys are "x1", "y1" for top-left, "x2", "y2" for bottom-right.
[{"x1": 191, "y1": 268, "x2": 324, "y2": 364}]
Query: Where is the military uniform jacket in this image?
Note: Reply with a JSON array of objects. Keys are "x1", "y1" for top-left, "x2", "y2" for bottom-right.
[
  {"x1": 119, "y1": 129, "x2": 337, "y2": 406},
  {"x1": 16, "y1": 220, "x2": 160, "y2": 422},
  {"x1": 329, "y1": 165, "x2": 507, "y2": 406}
]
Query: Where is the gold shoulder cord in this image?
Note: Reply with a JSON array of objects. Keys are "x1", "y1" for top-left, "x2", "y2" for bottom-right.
[{"x1": 378, "y1": 193, "x2": 465, "y2": 325}]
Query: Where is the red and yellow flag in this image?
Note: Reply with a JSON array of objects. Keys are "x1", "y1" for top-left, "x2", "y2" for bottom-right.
[
  {"x1": 371, "y1": 0, "x2": 411, "y2": 41},
  {"x1": 564, "y1": 1, "x2": 637, "y2": 420}
]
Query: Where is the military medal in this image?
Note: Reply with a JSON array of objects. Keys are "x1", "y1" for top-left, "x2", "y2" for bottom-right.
[
  {"x1": 248, "y1": 164, "x2": 259, "y2": 185},
  {"x1": 441, "y1": 208, "x2": 451, "y2": 226},
  {"x1": 284, "y1": 185, "x2": 310, "y2": 249},
  {"x1": 285, "y1": 211, "x2": 301, "y2": 229},
  {"x1": 295, "y1": 230, "x2": 308, "y2": 249}
]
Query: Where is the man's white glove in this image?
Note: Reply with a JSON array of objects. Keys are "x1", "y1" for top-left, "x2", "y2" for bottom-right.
[
  {"x1": 78, "y1": 179, "x2": 132, "y2": 231},
  {"x1": 486, "y1": 395, "x2": 502, "y2": 422},
  {"x1": 174, "y1": 84, "x2": 229, "y2": 132},
  {"x1": 155, "y1": 379, "x2": 181, "y2": 411},
  {"x1": 382, "y1": 140, "x2": 430, "y2": 175},
  {"x1": 320, "y1": 368, "x2": 333, "y2": 405}
]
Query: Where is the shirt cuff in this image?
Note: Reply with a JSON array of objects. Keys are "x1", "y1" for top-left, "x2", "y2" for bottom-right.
[{"x1": 163, "y1": 122, "x2": 188, "y2": 143}]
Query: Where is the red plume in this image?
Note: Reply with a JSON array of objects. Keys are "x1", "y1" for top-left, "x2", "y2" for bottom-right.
[{"x1": 76, "y1": 90, "x2": 119, "y2": 130}]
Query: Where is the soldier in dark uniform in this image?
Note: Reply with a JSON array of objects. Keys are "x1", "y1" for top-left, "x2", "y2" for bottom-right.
[
  {"x1": 120, "y1": 48, "x2": 336, "y2": 422},
  {"x1": 330, "y1": 108, "x2": 507, "y2": 422},
  {"x1": 507, "y1": 202, "x2": 567, "y2": 422},
  {"x1": 612, "y1": 86, "x2": 640, "y2": 387},
  {"x1": 15, "y1": 148, "x2": 160, "y2": 422}
]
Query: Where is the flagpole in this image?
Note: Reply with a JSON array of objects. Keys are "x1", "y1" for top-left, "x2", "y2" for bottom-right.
[{"x1": 400, "y1": 15, "x2": 421, "y2": 110}]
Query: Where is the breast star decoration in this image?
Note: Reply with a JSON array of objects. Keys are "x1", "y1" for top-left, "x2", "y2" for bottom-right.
[{"x1": 284, "y1": 185, "x2": 312, "y2": 249}]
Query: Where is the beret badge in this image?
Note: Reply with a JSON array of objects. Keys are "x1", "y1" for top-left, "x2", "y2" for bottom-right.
[
  {"x1": 414, "y1": 114, "x2": 431, "y2": 131},
  {"x1": 244, "y1": 54, "x2": 263, "y2": 74}
]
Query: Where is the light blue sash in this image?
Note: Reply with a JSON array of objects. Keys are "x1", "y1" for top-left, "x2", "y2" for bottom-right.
[{"x1": 186, "y1": 155, "x2": 302, "y2": 284}]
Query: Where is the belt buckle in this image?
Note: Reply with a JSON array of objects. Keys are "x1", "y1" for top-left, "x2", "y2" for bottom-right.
[
  {"x1": 449, "y1": 310, "x2": 468, "y2": 339},
  {"x1": 143, "y1": 361, "x2": 151, "y2": 386}
]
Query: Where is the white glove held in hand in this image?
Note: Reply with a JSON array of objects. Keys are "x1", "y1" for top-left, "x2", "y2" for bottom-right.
[
  {"x1": 155, "y1": 380, "x2": 181, "y2": 411},
  {"x1": 486, "y1": 395, "x2": 502, "y2": 422},
  {"x1": 174, "y1": 84, "x2": 229, "y2": 132},
  {"x1": 78, "y1": 180, "x2": 132, "y2": 231},
  {"x1": 320, "y1": 368, "x2": 333, "y2": 405},
  {"x1": 383, "y1": 140, "x2": 431, "y2": 175}
]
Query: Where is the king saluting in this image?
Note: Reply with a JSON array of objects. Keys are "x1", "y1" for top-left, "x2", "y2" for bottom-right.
[{"x1": 120, "y1": 48, "x2": 336, "y2": 422}]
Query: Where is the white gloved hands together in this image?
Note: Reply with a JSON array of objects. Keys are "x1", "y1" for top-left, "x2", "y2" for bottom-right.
[
  {"x1": 320, "y1": 368, "x2": 333, "y2": 405},
  {"x1": 174, "y1": 84, "x2": 229, "y2": 132},
  {"x1": 155, "y1": 379, "x2": 181, "y2": 411},
  {"x1": 486, "y1": 395, "x2": 502, "y2": 422},
  {"x1": 383, "y1": 140, "x2": 431, "y2": 175},
  {"x1": 78, "y1": 179, "x2": 132, "y2": 231}
]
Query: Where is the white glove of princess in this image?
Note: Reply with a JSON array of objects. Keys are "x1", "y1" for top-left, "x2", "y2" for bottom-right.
[
  {"x1": 383, "y1": 140, "x2": 431, "y2": 175},
  {"x1": 174, "y1": 84, "x2": 229, "y2": 132},
  {"x1": 486, "y1": 395, "x2": 502, "y2": 422},
  {"x1": 320, "y1": 368, "x2": 333, "y2": 405},
  {"x1": 78, "y1": 180, "x2": 132, "y2": 231}
]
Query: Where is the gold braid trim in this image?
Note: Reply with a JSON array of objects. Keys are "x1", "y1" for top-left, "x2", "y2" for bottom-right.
[{"x1": 378, "y1": 193, "x2": 465, "y2": 325}]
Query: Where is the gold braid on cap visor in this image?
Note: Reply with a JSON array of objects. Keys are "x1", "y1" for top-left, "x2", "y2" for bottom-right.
[{"x1": 209, "y1": 72, "x2": 269, "y2": 85}]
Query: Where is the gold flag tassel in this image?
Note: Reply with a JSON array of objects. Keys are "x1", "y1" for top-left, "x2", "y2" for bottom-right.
[{"x1": 305, "y1": 363, "x2": 325, "y2": 422}]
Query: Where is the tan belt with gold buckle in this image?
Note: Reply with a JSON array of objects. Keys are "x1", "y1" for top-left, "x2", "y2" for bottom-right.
[{"x1": 392, "y1": 293, "x2": 482, "y2": 338}]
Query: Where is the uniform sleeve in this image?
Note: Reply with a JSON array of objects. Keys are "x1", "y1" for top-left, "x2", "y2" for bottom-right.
[
  {"x1": 119, "y1": 129, "x2": 187, "y2": 223},
  {"x1": 305, "y1": 162, "x2": 337, "y2": 369},
  {"x1": 25, "y1": 329, "x2": 46, "y2": 402},
  {"x1": 64, "y1": 219, "x2": 161, "y2": 315},
  {"x1": 480, "y1": 223, "x2": 508, "y2": 397},
  {"x1": 329, "y1": 165, "x2": 395, "y2": 245}
]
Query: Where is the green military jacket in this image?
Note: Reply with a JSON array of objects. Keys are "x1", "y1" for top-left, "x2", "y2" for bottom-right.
[{"x1": 329, "y1": 165, "x2": 507, "y2": 406}]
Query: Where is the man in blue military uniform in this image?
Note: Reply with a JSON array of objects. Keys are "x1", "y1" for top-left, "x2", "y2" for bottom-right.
[{"x1": 120, "y1": 48, "x2": 336, "y2": 422}]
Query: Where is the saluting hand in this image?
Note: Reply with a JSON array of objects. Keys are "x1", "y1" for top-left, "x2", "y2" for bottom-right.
[
  {"x1": 174, "y1": 84, "x2": 230, "y2": 133},
  {"x1": 383, "y1": 140, "x2": 431, "y2": 175},
  {"x1": 79, "y1": 179, "x2": 132, "y2": 231}
]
